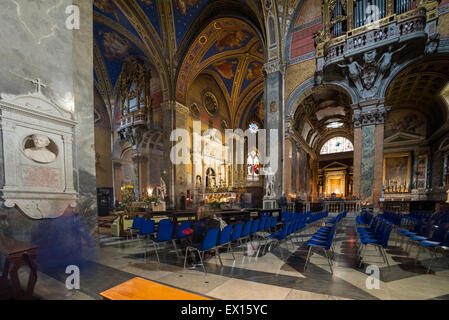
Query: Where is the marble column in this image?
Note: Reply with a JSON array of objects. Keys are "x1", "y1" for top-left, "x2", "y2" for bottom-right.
[
  {"x1": 113, "y1": 161, "x2": 123, "y2": 202},
  {"x1": 172, "y1": 102, "x2": 189, "y2": 208},
  {"x1": 263, "y1": 60, "x2": 285, "y2": 198},
  {"x1": 132, "y1": 153, "x2": 147, "y2": 200},
  {"x1": 161, "y1": 101, "x2": 176, "y2": 208},
  {"x1": 352, "y1": 99, "x2": 389, "y2": 207},
  {"x1": 312, "y1": 160, "x2": 319, "y2": 201},
  {"x1": 284, "y1": 138, "x2": 292, "y2": 197},
  {"x1": 353, "y1": 126, "x2": 362, "y2": 199}
]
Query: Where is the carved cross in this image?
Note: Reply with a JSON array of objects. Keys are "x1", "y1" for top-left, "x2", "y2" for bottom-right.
[{"x1": 31, "y1": 78, "x2": 47, "y2": 94}]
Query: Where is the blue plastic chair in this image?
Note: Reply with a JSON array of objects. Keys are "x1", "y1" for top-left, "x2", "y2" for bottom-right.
[
  {"x1": 183, "y1": 227, "x2": 220, "y2": 274},
  {"x1": 304, "y1": 224, "x2": 336, "y2": 274},
  {"x1": 217, "y1": 224, "x2": 235, "y2": 262},
  {"x1": 136, "y1": 219, "x2": 155, "y2": 246},
  {"x1": 145, "y1": 219, "x2": 174, "y2": 263},
  {"x1": 264, "y1": 222, "x2": 292, "y2": 260},
  {"x1": 128, "y1": 217, "x2": 146, "y2": 240},
  {"x1": 416, "y1": 223, "x2": 449, "y2": 273},
  {"x1": 172, "y1": 221, "x2": 192, "y2": 257}
]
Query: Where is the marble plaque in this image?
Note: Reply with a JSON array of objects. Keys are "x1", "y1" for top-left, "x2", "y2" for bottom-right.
[{"x1": 0, "y1": 92, "x2": 77, "y2": 219}]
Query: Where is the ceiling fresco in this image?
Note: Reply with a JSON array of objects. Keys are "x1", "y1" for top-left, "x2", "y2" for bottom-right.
[
  {"x1": 176, "y1": 17, "x2": 264, "y2": 127},
  {"x1": 94, "y1": 22, "x2": 147, "y2": 89},
  {"x1": 93, "y1": 0, "x2": 264, "y2": 130},
  {"x1": 293, "y1": 85, "x2": 353, "y2": 153}
]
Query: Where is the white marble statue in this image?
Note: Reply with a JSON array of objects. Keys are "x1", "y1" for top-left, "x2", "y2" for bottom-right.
[
  {"x1": 24, "y1": 134, "x2": 56, "y2": 163},
  {"x1": 264, "y1": 167, "x2": 276, "y2": 199},
  {"x1": 160, "y1": 177, "x2": 167, "y2": 200}
]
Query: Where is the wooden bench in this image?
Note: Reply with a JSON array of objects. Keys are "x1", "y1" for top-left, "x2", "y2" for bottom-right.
[
  {"x1": 0, "y1": 236, "x2": 38, "y2": 300},
  {"x1": 100, "y1": 277, "x2": 211, "y2": 300}
]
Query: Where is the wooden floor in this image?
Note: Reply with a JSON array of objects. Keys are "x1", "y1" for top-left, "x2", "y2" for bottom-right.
[{"x1": 100, "y1": 277, "x2": 211, "y2": 300}]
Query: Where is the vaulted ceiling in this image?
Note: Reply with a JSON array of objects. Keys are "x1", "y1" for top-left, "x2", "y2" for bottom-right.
[
  {"x1": 177, "y1": 17, "x2": 264, "y2": 128},
  {"x1": 293, "y1": 85, "x2": 353, "y2": 153},
  {"x1": 93, "y1": 0, "x2": 266, "y2": 129},
  {"x1": 385, "y1": 57, "x2": 449, "y2": 137}
]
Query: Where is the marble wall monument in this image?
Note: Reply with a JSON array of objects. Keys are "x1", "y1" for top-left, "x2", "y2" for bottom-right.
[{"x1": 0, "y1": 91, "x2": 77, "y2": 219}]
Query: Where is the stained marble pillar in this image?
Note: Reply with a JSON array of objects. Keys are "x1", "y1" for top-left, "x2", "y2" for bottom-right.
[
  {"x1": 352, "y1": 99, "x2": 389, "y2": 207},
  {"x1": 284, "y1": 138, "x2": 292, "y2": 196},
  {"x1": 263, "y1": 60, "x2": 285, "y2": 198},
  {"x1": 132, "y1": 153, "x2": 147, "y2": 200},
  {"x1": 312, "y1": 160, "x2": 319, "y2": 201},
  {"x1": 353, "y1": 126, "x2": 362, "y2": 198},
  {"x1": 172, "y1": 102, "x2": 189, "y2": 208},
  {"x1": 113, "y1": 161, "x2": 123, "y2": 202},
  {"x1": 161, "y1": 101, "x2": 175, "y2": 208}
]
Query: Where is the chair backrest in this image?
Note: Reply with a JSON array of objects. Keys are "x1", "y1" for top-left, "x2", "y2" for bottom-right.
[
  {"x1": 138, "y1": 219, "x2": 155, "y2": 235},
  {"x1": 430, "y1": 222, "x2": 449, "y2": 242},
  {"x1": 241, "y1": 220, "x2": 252, "y2": 237},
  {"x1": 250, "y1": 219, "x2": 260, "y2": 234},
  {"x1": 264, "y1": 217, "x2": 272, "y2": 230},
  {"x1": 176, "y1": 221, "x2": 192, "y2": 238},
  {"x1": 258, "y1": 218, "x2": 267, "y2": 232},
  {"x1": 200, "y1": 228, "x2": 220, "y2": 251},
  {"x1": 231, "y1": 222, "x2": 243, "y2": 241},
  {"x1": 156, "y1": 220, "x2": 174, "y2": 242},
  {"x1": 218, "y1": 224, "x2": 233, "y2": 245},
  {"x1": 132, "y1": 217, "x2": 145, "y2": 229},
  {"x1": 271, "y1": 216, "x2": 278, "y2": 228}
]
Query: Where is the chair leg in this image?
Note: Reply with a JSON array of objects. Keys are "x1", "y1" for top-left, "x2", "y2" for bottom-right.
[
  {"x1": 154, "y1": 243, "x2": 160, "y2": 264},
  {"x1": 199, "y1": 251, "x2": 207, "y2": 275},
  {"x1": 216, "y1": 248, "x2": 223, "y2": 266},
  {"x1": 183, "y1": 247, "x2": 190, "y2": 269},
  {"x1": 427, "y1": 248, "x2": 436, "y2": 274},
  {"x1": 304, "y1": 246, "x2": 312, "y2": 271},
  {"x1": 382, "y1": 247, "x2": 391, "y2": 270},
  {"x1": 228, "y1": 242, "x2": 235, "y2": 260},
  {"x1": 415, "y1": 245, "x2": 422, "y2": 265},
  {"x1": 172, "y1": 239, "x2": 180, "y2": 258},
  {"x1": 324, "y1": 249, "x2": 333, "y2": 274}
]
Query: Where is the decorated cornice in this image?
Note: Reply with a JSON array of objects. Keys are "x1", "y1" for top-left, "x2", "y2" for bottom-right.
[
  {"x1": 351, "y1": 99, "x2": 391, "y2": 128},
  {"x1": 263, "y1": 59, "x2": 286, "y2": 75}
]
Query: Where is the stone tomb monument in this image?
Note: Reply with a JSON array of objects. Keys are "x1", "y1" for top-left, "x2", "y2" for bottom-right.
[{"x1": 0, "y1": 90, "x2": 77, "y2": 219}]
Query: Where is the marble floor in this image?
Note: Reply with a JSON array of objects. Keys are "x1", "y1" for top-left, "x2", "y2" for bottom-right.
[{"x1": 20, "y1": 215, "x2": 449, "y2": 300}]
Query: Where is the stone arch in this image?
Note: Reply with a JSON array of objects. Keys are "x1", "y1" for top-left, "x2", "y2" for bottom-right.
[{"x1": 285, "y1": 78, "x2": 358, "y2": 121}]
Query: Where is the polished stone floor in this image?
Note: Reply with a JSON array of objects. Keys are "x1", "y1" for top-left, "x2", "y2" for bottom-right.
[{"x1": 20, "y1": 214, "x2": 449, "y2": 300}]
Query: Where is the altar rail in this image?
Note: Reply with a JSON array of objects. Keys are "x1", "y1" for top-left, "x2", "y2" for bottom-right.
[{"x1": 322, "y1": 201, "x2": 361, "y2": 213}]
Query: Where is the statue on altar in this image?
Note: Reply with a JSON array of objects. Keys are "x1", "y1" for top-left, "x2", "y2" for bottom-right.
[
  {"x1": 160, "y1": 177, "x2": 166, "y2": 201},
  {"x1": 264, "y1": 167, "x2": 276, "y2": 199}
]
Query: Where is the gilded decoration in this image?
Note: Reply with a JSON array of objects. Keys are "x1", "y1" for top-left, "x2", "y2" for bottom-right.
[{"x1": 203, "y1": 91, "x2": 219, "y2": 117}]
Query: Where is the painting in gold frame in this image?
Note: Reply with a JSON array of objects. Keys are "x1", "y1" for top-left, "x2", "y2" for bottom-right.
[{"x1": 383, "y1": 153, "x2": 411, "y2": 192}]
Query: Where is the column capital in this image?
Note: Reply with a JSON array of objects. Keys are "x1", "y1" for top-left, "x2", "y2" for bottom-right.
[
  {"x1": 263, "y1": 59, "x2": 286, "y2": 76},
  {"x1": 131, "y1": 152, "x2": 148, "y2": 162},
  {"x1": 351, "y1": 99, "x2": 391, "y2": 128}
]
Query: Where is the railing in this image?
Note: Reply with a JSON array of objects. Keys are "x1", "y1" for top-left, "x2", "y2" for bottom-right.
[
  {"x1": 323, "y1": 7, "x2": 427, "y2": 63},
  {"x1": 323, "y1": 201, "x2": 361, "y2": 213}
]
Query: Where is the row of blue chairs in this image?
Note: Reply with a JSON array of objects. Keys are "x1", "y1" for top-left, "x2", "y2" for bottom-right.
[
  {"x1": 356, "y1": 216, "x2": 393, "y2": 269},
  {"x1": 398, "y1": 221, "x2": 449, "y2": 273},
  {"x1": 183, "y1": 216, "x2": 280, "y2": 274},
  {"x1": 264, "y1": 213, "x2": 312, "y2": 259},
  {"x1": 303, "y1": 212, "x2": 347, "y2": 274},
  {"x1": 356, "y1": 211, "x2": 373, "y2": 226},
  {"x1": 380, "y1": 211, "x2": 403, "y2": 227}
]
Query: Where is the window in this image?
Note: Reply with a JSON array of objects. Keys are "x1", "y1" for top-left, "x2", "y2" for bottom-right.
[
  {"x1": 320, "y1": 137, "x2": 354, "y2": 155},
  {"x1": 247, "y1": 150, "x2": 260, "y2": 182},
  {"x1": 248, "y1": 122, "x2": 259, "y2": 134}
]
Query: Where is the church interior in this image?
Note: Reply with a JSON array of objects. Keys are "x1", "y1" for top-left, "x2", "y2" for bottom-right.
[{"x1": 1, "y1": 0, "x2": 449, "y2": 301}]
